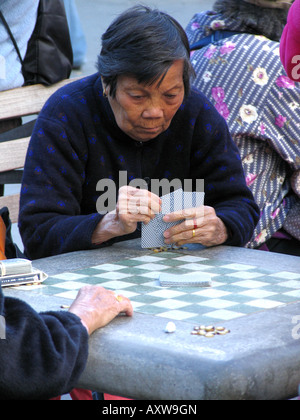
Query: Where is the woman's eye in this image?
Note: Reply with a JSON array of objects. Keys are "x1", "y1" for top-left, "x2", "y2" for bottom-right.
[
  {"x1": 130, "y1": 94, "x2": 145, "y2": 99},
  {"x1": 165, "y1": 94, "x2": 177, "y2": 99}
]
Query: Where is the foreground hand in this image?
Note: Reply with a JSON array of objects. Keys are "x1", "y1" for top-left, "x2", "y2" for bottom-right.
[
  {"x1": 163, "y1": 205, "x2": 228, "y2": 247},
  {"x1": 68, "y1": 285, "x2": 133, "y2": 335}
]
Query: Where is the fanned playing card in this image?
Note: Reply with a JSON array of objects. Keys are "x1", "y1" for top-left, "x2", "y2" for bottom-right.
[{"x1": 141, "y1": 188, "x2": 205, "y2": 248}]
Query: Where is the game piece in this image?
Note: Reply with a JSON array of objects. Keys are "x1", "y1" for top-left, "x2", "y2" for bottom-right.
[
  {"x1": 165, "y1": 321, "x2": 176, "y2": 333},
  {"x1": 191, "y1": 325, "x2": 230, "y2": 338}
]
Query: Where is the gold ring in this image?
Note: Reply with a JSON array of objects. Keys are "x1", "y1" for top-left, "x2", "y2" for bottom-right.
[
  {"x1": 192, "y1": 229, "x2": 196, "y2": 237},
  {"x1": 113, "y1": 292, "x2": 123, "y2": 302}
]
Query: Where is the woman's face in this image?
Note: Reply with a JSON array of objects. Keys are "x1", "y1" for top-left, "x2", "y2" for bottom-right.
[{"x1": 106, "y1": 60, "x2": 185, "y2": 142}]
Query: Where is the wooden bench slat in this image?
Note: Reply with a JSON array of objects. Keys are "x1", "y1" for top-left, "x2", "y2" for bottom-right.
[
  {"x1": 0, "y1": 194, "x2": 20, "y2": 224},
  {"x1": 0, "y1": 78, "x2": 79, "y2": 121},
  {"x1": 0, "y1": 77, "x2": 83, "y2": 226},
  {"x1": 0, "y1": 137, "x2": 30, "y2": 172}
]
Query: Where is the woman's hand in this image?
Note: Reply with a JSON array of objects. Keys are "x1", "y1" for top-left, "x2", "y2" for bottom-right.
[
  {"x1": 92, "y1": 186, "x2": 161, "y2": 245},
  {"x1": 115, "y1": 186, "x2": 161, "y2": 234},
  {"x1": 163, "y1": 205, "x2": 228, "y2": 247},
  {"x1": 68, "y1": 285, "x2": 133, "y2": 335}
]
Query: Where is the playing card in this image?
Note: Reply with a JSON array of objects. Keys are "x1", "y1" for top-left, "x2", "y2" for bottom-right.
[
  {"x1": 158, "y1": 272, "x2": 212, "y2": 287},
  {"x1": 141, "y1": 213, "x2": 179, "y2": 248},
  {"x1": 141, "y1": 188, "x2": 205, "y2": 248}
]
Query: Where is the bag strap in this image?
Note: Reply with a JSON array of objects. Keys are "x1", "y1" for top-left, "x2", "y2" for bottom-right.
[
  {"x1": 0, "y1": 10, "x2": 24, "y2": 65},
  {"x1": 190, "y1": 30, "x2": 241, "y2": 50}
]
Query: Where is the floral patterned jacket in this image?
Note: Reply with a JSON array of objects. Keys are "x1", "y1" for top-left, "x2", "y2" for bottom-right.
[{"x1": 186, "y1": 11, "x2": 300, "y2": 248}]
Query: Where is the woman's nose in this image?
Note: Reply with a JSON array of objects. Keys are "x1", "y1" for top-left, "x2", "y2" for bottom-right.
[{"x1": 142, "y1": 100, "x2": 164, "y2": 118}]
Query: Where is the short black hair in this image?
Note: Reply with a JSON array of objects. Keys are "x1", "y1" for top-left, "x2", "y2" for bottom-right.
[{"x1": 97, "y1": 5, "x2": 195, "y2": 97}]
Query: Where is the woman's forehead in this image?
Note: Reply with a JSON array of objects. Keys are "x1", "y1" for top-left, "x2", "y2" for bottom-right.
[{"x1": 116, "y1": 60, "x2": 184, "y2": 90}]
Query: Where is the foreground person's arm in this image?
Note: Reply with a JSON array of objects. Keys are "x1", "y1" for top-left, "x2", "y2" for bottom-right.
[{"x1": 0, "y1": 285, "x2": 133, "y2": 400}]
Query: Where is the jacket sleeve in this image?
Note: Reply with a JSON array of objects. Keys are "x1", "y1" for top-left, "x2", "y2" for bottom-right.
[
  {"x1": 19, "y1": 113, "x2": 103, "y2": 260},
  {"x1": 0, "y1": 286, "x2": 89, "y2": 400}
]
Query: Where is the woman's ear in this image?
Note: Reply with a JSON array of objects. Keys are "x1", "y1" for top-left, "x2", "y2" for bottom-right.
[{"x1": 101, "y1": 77, "x2": 108, "y2": 97}]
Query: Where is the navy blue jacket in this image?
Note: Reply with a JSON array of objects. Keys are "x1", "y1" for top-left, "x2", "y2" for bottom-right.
[
  {"x1": 19, "y1": 74, "x2": 259, "y2": 259},
  {"x1": 0, "y1": 286, "x2": 88, "y2": 399}
]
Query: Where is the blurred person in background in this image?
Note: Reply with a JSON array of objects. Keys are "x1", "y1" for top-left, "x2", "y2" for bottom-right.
[
  {"x1": 63, "y1": 0, "x2": 87, "y2": 69},
  {"x1": 0, "y1": 0, "x2": 39, "y2": 133},
  {"x1": 0, "y1": 0, "x2": 38, "y2": 92},
  {"x1": 186, "y1": 0, "x2": 300, "y2": 256}
]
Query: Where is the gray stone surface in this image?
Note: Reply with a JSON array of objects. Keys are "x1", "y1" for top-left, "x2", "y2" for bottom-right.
[
  {"x1": 31, "y1": 239, "x2": 300, "y2": 276},
  {"x1": 5, "y1": 0, "x2": 300, "y2": 398},
  {"x1": 4, "y1": 241, "x2": 300, "y2": 400}
]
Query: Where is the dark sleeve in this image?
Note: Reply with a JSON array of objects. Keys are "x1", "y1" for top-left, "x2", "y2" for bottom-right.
[
  {"x1": 0, "y1": 286, "x2": 89, "y2": 400},
  {"x1": 191, "y1": 103, "x2": 260, "y2": 246},
  {"x1": 19, "y1": 114, "x2": 103, "y2": 259}
]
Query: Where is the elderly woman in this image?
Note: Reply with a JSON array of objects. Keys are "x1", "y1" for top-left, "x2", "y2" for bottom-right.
[
  {"x1": 19, "y1": 5, "x2": 259, "y2": 260},
  {"x1": 186, "y1": 0, "x2": 300, "y2": 256}
]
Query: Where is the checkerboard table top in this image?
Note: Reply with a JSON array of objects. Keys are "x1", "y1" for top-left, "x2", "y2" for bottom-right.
[{"x1": 19, "y1": 251, "x2": 300, "y2": 325}]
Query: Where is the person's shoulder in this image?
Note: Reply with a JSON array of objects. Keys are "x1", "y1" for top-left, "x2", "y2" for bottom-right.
[
  {"x1": 185, "y1": 87, "x2": 224, "y2": 123},
  {"x1": 41, "y1": 73, "x2": 101, "y2": 117},
  {"x1": 185, "y1": 87, "x2": 210, "y2": 107},
  {"x1": 49, "y1": 73, "x2": 100, "y2": 103}
]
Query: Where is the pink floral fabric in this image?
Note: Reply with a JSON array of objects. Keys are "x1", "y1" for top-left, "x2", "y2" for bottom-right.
[
  {"x1": 280, "y1": 0, "x2": 300, "y2": 81},
  {"x1": 186, "y1": 11, "x2": 300, "y2": 247}
]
